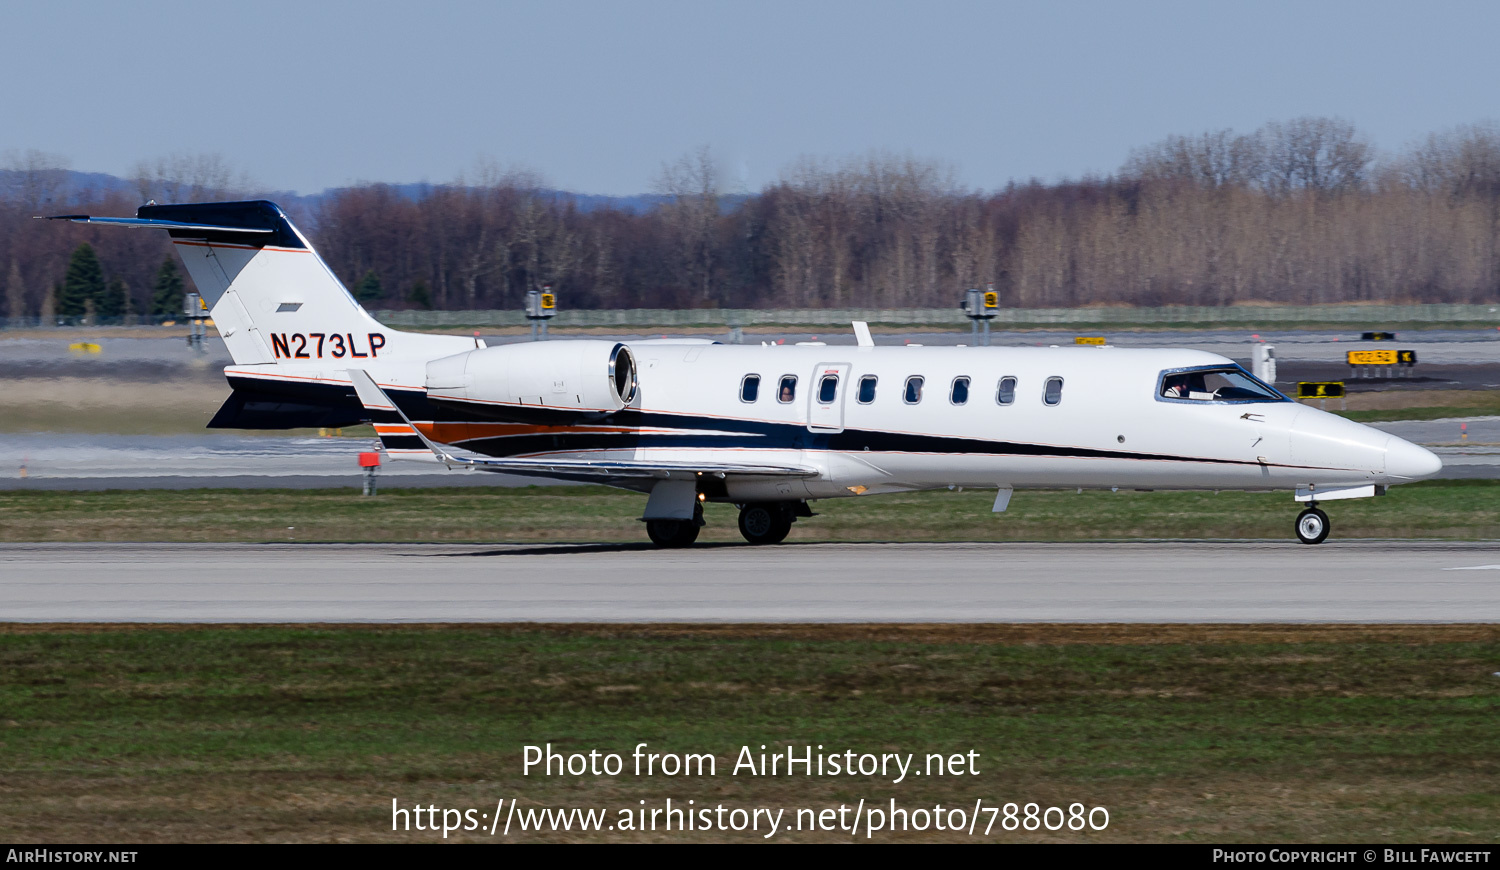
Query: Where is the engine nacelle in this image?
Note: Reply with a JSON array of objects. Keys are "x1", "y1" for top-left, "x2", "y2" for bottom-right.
[{"x1": 425, "y1": 340, "x2": 637, "y2": 422}]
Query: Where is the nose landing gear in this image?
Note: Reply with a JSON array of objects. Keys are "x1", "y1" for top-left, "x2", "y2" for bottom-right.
[{"x1": 1295, "y1": 502, "x2": 1330, "y2": 545}]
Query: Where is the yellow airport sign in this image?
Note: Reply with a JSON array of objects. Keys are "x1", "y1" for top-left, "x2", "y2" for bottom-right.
[
  {"x1": 1075, "y1": 336, "x2": 1106, "y2": 345},
  {"x1": 983, "y1": 291, "x2": 998, "y2": 308},
  {"x1": 1346, "y1": 349, "x2": 1398, "y2": 366},
  {"x1": 1297, "y1": 381, "x2": 1345, "y2": 399},
  {"x1": 540, "y1": 293, "x2": 556, "y2": 310}
]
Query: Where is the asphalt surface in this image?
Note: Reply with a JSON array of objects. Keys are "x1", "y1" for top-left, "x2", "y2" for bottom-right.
[
  {"x1": 4, "y1": 541, "x2": 1498, "y2": 623},
  {"x1": 0, "y1": 434, "x2": 554, "y2": 490}
]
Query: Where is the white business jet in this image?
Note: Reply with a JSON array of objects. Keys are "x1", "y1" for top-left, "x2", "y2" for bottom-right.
[{"x1": 46, "y1": 201, "x2": 1442, "y2": 546}]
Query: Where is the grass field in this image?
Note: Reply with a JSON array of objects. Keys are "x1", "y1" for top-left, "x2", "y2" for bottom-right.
[
  {"x1": 2, "y1": 480, "x2": 1498, "y2": 544},
  {"x1": 1, "y1": 623, "x2": 1495, "y2": 842},
  {"x1": 1334, "y1": 389, "x2": 1500, "y2": 423}
]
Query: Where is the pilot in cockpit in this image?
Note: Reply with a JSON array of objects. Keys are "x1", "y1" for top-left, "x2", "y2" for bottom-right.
[{"x1": 1162, "y1": 372, "x2": 1208, "y2": 399}]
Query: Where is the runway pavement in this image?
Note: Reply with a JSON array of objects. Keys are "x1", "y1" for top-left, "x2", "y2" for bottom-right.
[
  {"x1": 3, "y1": 541, "x2": 1498, "y2": 623},
  {"x1": 0, "y1": 434, "x2": 565, "y2": 490}
]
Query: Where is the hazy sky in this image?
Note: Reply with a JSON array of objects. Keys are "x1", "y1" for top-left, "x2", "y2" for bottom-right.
[{"x1": 2, "y1": 0, "x2": 1497, "y2": 195}]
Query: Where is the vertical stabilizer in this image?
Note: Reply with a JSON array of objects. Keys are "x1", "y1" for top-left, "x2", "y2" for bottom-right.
[{"x1": 132, "y1": 200, "x2": 467, "y2": 365}]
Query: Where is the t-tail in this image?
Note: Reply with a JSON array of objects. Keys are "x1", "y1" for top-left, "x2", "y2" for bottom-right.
[
  {"x1": 43, "y1": 200, "x2": 474, "y2": 428},
  {"x1": 48, "y1": 200, "x2": 464, "y2": 365}
]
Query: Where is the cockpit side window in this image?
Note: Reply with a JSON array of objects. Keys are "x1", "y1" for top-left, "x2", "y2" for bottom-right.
[{"x1": 1158, "y1": 367, "x2": 1286, "y2": 403}]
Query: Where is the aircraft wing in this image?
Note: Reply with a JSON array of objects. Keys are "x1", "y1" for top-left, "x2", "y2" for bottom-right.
[
  {"x1": 346, "y1": 369, "x2": 816, "y2": 481},
  {"x1": 436, "y1": 455, "x2": 816, "y2": 480}
]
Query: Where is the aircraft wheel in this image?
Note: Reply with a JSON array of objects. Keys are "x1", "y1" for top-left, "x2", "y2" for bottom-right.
[
  {"x1": 738, "y1": 504, "x2": 792, "y2": 545},
  {"x1": 646, "y1": 519, "x2": 700, "y2": 548},
  {"x1": 1295, "y1": 508, "x2": 1330, "y2": 545}
]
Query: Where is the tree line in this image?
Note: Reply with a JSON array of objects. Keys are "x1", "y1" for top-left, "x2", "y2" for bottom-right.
[{"x1": 3, "y1": 117, "x2": 1500, "y2": 321}]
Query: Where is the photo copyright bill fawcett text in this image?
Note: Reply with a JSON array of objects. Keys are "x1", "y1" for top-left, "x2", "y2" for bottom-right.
[
  {"x1": 1214, "y1": 849, "x2": 1494, "y2": 864},
  {"x1": 390, "y1": 743, "x2": 1110, "y2": 839}
]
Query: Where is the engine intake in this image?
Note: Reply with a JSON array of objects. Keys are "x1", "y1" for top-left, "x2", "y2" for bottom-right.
[{"x1": 425, "y1": 340, "x2": 636, "y2": 422}]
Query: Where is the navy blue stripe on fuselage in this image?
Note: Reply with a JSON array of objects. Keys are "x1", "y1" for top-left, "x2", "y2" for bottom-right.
[
  {"x1": 444, "y1": 409, "x2": 1257, "y2": 467},
  {"x1": 223, "y1": 375, "x2": 1260, "y2": 468},
  {"x1": 378, "y1": 435, "x2": 427, "y2": 451}
]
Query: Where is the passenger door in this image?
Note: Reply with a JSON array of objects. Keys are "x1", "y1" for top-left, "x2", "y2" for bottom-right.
[{"x1": 807, "y1": 363, "x2": 852, "y2": 433}]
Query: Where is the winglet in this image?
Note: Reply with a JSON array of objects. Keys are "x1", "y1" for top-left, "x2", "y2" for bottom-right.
[
  {"x1": 346, "y1": 370, "x2": 467, "y2": 467},
  {"x1": 853, "y1": 321, "x2": 874, "y2": 347}
]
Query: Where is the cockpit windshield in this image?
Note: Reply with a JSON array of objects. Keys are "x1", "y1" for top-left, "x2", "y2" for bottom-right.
[{"x1": 1158, "y1": 366, "x2": 1286, "y2": 403}]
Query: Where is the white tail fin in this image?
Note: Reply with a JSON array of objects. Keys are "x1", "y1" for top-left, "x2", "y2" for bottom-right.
[{"x1": 49, "y1": 201, "x2": 469, "y2": 366}]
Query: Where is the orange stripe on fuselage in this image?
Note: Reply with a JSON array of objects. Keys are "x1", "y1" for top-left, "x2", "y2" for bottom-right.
[{"x1": 171, "y1": 240, "x2": 309, "y2": 253}]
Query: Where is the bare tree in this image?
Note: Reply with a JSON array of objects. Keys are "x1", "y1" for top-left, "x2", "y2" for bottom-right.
[
  {"x1": 1258, "y1": 117, "x2": 1373, "y2": 193},
  {"x1": 5, "y1": 260, "x2": 25, "y2": 319},
  {"x1": 132, "y1": 153, "x2": 254, "y2": 203},
  {"x1": 1, "y1": 149, "x2": 71, "y2": 209},
  {"x1": 1123, "y1": 129, "x2": 1263, "y2": 188},
  {"x1": 654, "y1": 145, "x2": 723, "y2": 304},
  {"x1": 1400, "y1": 122, "x2": 1500, "y2": 197}
]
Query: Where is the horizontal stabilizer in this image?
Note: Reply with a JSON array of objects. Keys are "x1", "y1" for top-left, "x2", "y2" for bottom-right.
[{"x1": 38, "y1": 215, "x2": 273, "y2": 234}]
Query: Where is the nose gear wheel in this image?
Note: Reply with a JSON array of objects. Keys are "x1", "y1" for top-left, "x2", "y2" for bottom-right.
[{"x1": 1295, "y1": 507, "x2": 1330, "y2": 545}]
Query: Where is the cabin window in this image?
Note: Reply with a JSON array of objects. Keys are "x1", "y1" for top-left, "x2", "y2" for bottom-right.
[
  {"x1": 857, "y1": 375, "x2": 877, "y2": 404},
  {"x1": 818, "y1": 374, "x2": 839, "y2": 404},
  {"x1": 777, "y1": 376, "x2": 797, "y2": 403},
  {"x1": 1043, "y1": 376, "x2": 1064, "y2": 406},
  {"x1": 950, "y1": 376, "x2": 970, "y2": 405},
  {"x1": 1158, "y1": 367, "x2": 1285, "y2": 403},
  {"x1": 904, "y1": 376, "x2": 925, "y2": 404},
  {"x1": 996, "y1": 376, "x2": 1017, "y2": 405},
  {"x1": 740, "y1": 374, "x2": 760, "y2": 403}
]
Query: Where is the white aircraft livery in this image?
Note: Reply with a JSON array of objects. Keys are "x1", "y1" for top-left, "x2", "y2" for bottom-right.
[{"x1": 47, "y1": 200, "x2": 1443, "y2": 546}]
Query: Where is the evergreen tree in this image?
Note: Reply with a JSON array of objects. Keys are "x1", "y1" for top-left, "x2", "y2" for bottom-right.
[
  {"x1": 353, "y1": 269, "x2": 383, "y2": 303},
  {"x1": 58, "y1": 244, "x2": 104, "y2": 318},
  {"x1": 408, "y1": 279, "x2": 433, "y2": 309},
  {"x1": 150, "y1": 257, "x2": 185, "y2": 316},
  {"x1": 97, "y1": 276, "x2": 128, "y2": 318}
]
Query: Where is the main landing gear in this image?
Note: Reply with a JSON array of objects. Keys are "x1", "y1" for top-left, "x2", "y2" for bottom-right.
[
  {"x1": 646, "y1": 518, "x2": 700, "y2": 548},
  {"x1": 737, "y1": 503, "x2": 793, "y2": 545},
  {"x1": 1295, "y1": 502, "x2": 1331, "y2": 545},
  {"x1": 645, "y1": 503, "x2": 703, "y2": 548},
  {"x1": 643, "y1": 501, "x2": 811, "y2": 547}
]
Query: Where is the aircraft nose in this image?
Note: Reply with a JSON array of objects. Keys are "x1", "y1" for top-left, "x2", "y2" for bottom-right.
[{"x1": 1385, "y1": 436, "x2": 1443, "y2": 480}]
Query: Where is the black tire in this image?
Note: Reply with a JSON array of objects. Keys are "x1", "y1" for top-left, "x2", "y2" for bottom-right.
[
  {"x1": 738, "y1": 504, "x2": 792, "y2": 545},
  {"x1": 1295, "y1": 508, "x2": 1330, "y2": 545},
  {"x1": 646, "y1": 519, "x2": 700, "y2": 548}
]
